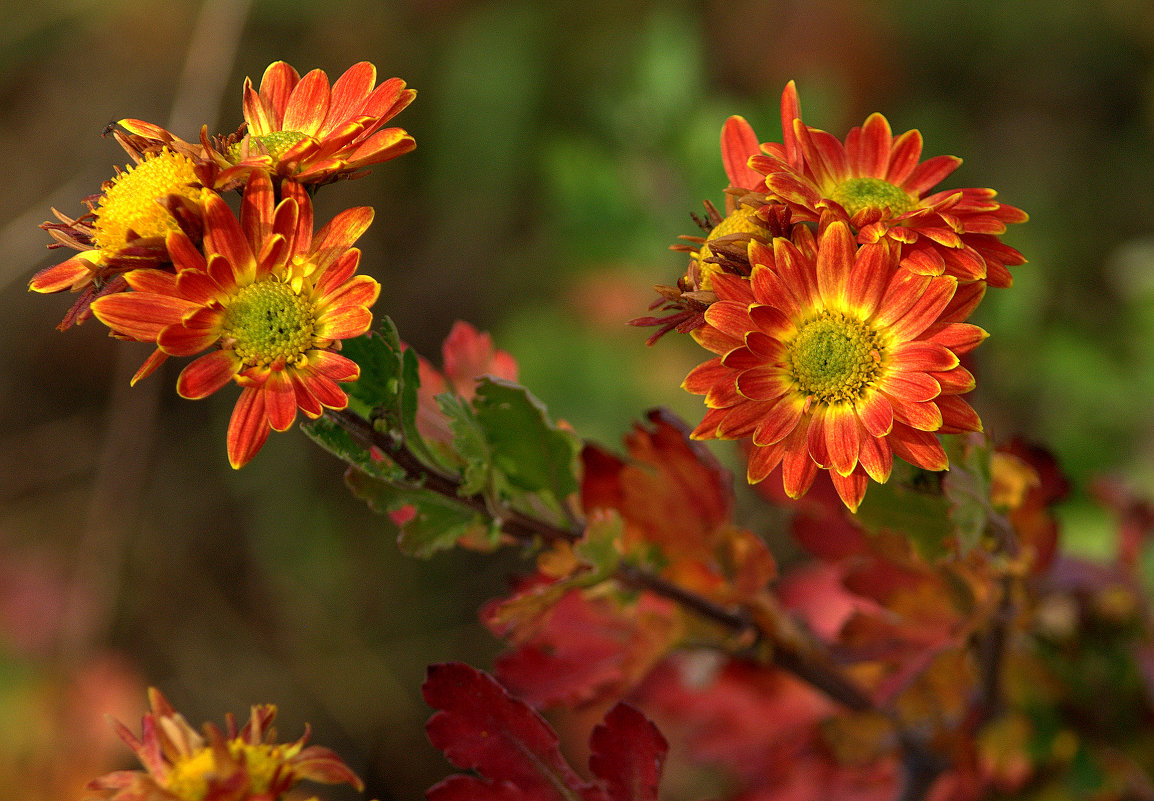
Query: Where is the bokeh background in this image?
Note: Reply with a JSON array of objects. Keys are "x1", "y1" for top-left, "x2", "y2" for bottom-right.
[{"x1": 2, "y1": 0, "x2": 1153, "y2": 798}]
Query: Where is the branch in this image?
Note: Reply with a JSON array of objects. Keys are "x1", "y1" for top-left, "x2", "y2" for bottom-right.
[{"x1": 321, "y1": 407, "x2": 880, "y2": 715}]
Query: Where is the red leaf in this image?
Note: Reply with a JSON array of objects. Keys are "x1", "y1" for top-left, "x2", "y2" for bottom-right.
[
  {"x1": 423, "y1": 662, "x2": 586, "y2": 801},
  {"x1": 588, "y1": 703, "x2": 668, "y2": 801},
  {"x1": 424, "y1": 664, "x2": 670, "y2": 801}
]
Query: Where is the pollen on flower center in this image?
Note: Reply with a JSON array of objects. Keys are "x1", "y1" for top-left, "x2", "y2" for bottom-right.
[
  {"x1": 230, "y1": 130, "x2": 309, "y2": 163},
  {"x1": 787, "y1": 311, "x2": 884, "y2": 404},
  {"x1": 692, "y1": 206, "x2": 769, "y2": 289},
  {"x1": 164, "y1": 747, "x2": 216, "y2": 801},
  {"x1": 230, "y1": 741, "x2": 302, "y2": 793},
  {"x1": 222, "y1": 279, "x2": 316, "y2": 368},
  {"x1": 830, "y1": 177, "x2": 915, "y2": 218},
  {"x1": 91, "y1": 149, "x2": 208, "y2": 253}
]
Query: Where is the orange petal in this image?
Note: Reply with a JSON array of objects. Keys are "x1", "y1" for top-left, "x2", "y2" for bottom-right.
[
  {"x1": 849, "y1": 113, "x2": 892, "y2": 178},
  {"x1": 227, "y1": 387, "x2": 272, "y2": 469},
  {"x1": 282, "y1": 69, "x2": 331, "y2": 135},
  {"x1": 747, "y1": 438, "x2": 787, "y2": 484},
  {"x1": 884, "y1": 392, "x2": 943, "y2": 431},
  {"x1": 888, "y1": 275, "x2": 957, "y2": 341},
  {"x1": 682, "y1": 357, "x2": 728, "y2": 396},
  {"x1": 315, "y1": 305, "x2": 373, "y2": 342},
  {"x1": 130, "y1": 348, "x2": 169, "y2": 386},
  {"x1": 263, "y1": 372, "x2": 298, "y2": 432},
  {"x1": 257, "y1": 62, "x2": 301, "y2": 124},
  {"x1": 203, "y1": 195, "x2": 254, "y2": 285},
  {"x1": 721, "y1": 115, "x2": 763, "y2": 190},
  {"x1": 321, "y1": 62, "x2": 377, "y2": 135},
  {"x1": 177, "y1": 350, "x2": 240, "y2": 399},
  {"x1": 830, "y1": 468, "x2": 869, "y2": 512},
  {"x1": 91, "y1": 293, "x2": 194, "y2": 341},
  {"x1": 703, "y1": 300, "x2": 753, "y2": 336},
  {"x1": 715, "y1": 398, "x2": 771, "y2": 440},
  {"x1": 857, "y1": 392, "x2": 893, "y2": 438},
  {"x1": 737, "y1": 366, "x2": 791, "y2": 403},
  {"x1": 886, "y1": 129, "x2": 924, "y2": 186},
  {"x1": 889, "y1": 341, "x2": 958, "y2": 373},
  {"x1": 751, "y1": 395, "x2": 805, "y2": 447},
  {"x1": 297, "y1": 369, "x2": 348, "y2": 412},
  {"x1": 936, "y1": 394, "x2": 982, "y2": 435},
  {"x1": 308, "y1": 349, "x2": 360, "y2": 383},
  {"x1": 887, "y1": 423, "x2": 947, "y2": 472},
  {"x1": 345, "y1": 127, "x2": 416, "y2": 166},
  {"x1": 29, "y1": 255, "x2": 96, "y2": 293},
  {"x1": 858, "y1": 433, "x2": 893, "y2": 484},
  {"x1": 825, "y1": 406, "x2": 863, "y2": 477},
  {"x1": 781, "y1": 423, "x2": 818, "y2": 498}
]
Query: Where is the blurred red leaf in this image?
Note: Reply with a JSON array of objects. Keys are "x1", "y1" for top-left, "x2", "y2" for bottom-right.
[
  {"x1": 484, "y1": 577, "x2": 681, "y2": 708},
  {"x1": 588, "y1": 703, "x2": 669, "y2": 801},
  {"x1": 423, "y1": 663, "x2": 668, "y2": 801}
]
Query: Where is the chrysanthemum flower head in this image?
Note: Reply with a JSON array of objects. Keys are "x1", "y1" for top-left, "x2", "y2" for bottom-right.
[
  {"x1": 86, "y1": 687, "x2": 362, "y2": 801},
  {"x1": 212, "y1": 60, "x2": 416, "y2": 186},
  {"x1": 684, "y1": 214, "x2": 986, "y2": 511},
  {"x1": 91, "y1": 171, "x2": 379, "y2": 468},
  {"x1": 749, "y1": 81, "x2": 1027, "y2": 287},
  {"x1": 30, "y1": 148, "x2": 214, "y2": 329}
]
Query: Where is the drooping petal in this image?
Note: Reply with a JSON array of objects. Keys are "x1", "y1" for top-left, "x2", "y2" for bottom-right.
[
  {"x1": 824, "y1": 406, "x2": 863, "y2": 477},
  {"x1": 91, "y1": 292, "x2": 195, "y2": 341},
  {"x1": 29, "y1": 254, "x2": 96, "y2": 293},
  {"x1": 857, "y1": 433, "x2": 893, "y2": 484},
  {"x1": 227, "y1": 387, "x2": 272, "y2": 469},
  {"x1": 829, "y1": 468, "x2": 869, "y2": 512},
  {"x1": 887, "y1": 423, "x2": 948, "y2": 472},
  {"x1": 262, "y1": 372, "x2": 298, "y2": 432},
  {"x1": 752, "y1": 395, "x2": 806, "y2": 447},
  {"x1": 177, "y1": 351, "x2": 241, "y2": 399}
]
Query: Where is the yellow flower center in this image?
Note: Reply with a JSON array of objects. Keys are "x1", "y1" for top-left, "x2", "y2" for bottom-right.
[
  {"x1": 164, "y1": 747, "x2": 216, "y2": 801},
  {"x1": 162, "y1": 740, "x2": 302, "y2": 801},
  {"x1": 229, "y1": 130, "x2": 308, "y2": 162},
  {"x1": 830, "y1": 177, "x2": 915, "y2": 218},
  {"x1": 91, "y1": 149, "x2": 209, "y2": 254},
  {"x1": 692, "y1": 206, "x2": 768, "y2": 290},
  {"x1": 222, "y1": 279, "x2": 316, "y2": 369},
  {"x1": 787, "y1": 311, "x2": 884, "y2": 404}
]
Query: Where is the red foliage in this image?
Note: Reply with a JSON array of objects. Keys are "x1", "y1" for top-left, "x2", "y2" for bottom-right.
[{"x1": 423, "y1": 662, "x2": 668, "y2": 801}]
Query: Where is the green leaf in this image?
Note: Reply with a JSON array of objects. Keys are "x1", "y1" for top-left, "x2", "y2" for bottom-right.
[
  {"x1": 942, "y1": 434, "x2": 993, "y2": 556},
  {"x1": 855, "y1": 461, "x2": 953, "y2": 561},
  {"x1": 340, "y1": 316, "x2": 438, "y2": 468},
  {"x1": 471, "y1": 378, "x2": 582, "y2": 503},
  {"x1": 345, "y1": 468, "x2": 497, "y2": 558},
  {"x1": 436, "y1": 392, "x2": 492, "y2": 495},
  {"x1": 300, "y1": 416, "x2": 403, "y2": 482}
]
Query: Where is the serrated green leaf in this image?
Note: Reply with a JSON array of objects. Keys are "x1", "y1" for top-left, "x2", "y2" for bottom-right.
[
  {"x1": 436, "y1": 392, "x2": 492, "y2": 495},
  {"x1": 855, "y1": 462, "x2": 953, "y2": 561},
  {"x1": 471, "y1": 378, "x2": 582, "y2": 503},
  {"x1": 300, "y1": 416, "x2": 403, "y2": 482},
  {"x1": 345, "y1": 468, "x2": 496, "y2": 558},
  {"x1": 943, "y1": 434, "x2": 993, "y2": 556}
]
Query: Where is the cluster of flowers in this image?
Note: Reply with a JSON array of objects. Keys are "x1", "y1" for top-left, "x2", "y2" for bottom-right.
[
  {"x1": 30, "y1": 61, "x2": 412, "y2": 468},
  {"x1": 639, "y1": 82, "x2": 1027, "y2": 511}
]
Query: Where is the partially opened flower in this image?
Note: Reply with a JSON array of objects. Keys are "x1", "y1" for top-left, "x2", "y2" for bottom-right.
[
  {"x1": 749, "y1": 82, "x2": 1027, "y2": 287},
  {"x1": 214, "y1": 60, "x2": 416, "y2": 185},
  {"x1": 676, "y1": 115, "x2": 776, "y2": 292},
  {"x1": 91, "y1": 172, "x2": 378, "y2": 468},
  {"x1": 87, "y1": 687, "x2": 362, "y2": 801},
  {"x1": 683, "y1": 216, "x2": 985, "y2": 511},
  {"x1": 30, "y1": 147, "x2": 214, "y2": 329}
]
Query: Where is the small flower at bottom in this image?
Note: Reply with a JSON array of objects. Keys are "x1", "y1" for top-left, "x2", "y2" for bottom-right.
[
  {"x1": 91, "y1": 172, "x2": 378, "y2": 468},
  {"x1": 683, "y1": 216, "x2": 986, "y2": 512},
  {"x1": 86, "y1": 687, "x2": 362, "y2": 801}
]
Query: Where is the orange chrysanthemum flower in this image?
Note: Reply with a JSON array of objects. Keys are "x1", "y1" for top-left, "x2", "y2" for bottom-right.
[
  {"x1": 91, "y1": 172, "x2": 378, "y2": 468},
  {"x1": 30, "y1": 148, "x2": 214, "y2": 329},
  {"x1": 213, "y1": 60, "x2": 415, "y2": 185},
  {"x1": 749, "y1": 81, "x2": 1027, "y2": 287},
  {"x1": 87, "y1": 688, "x2": 362, "y2": 801},
  {"x1": 683, "y1": 216, "x2": 986, "y2": 511}
]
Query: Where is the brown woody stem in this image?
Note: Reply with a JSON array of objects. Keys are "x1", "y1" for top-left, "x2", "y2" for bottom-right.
[{"x1": 321, "y1": 407, "x2": 879, "y2": 715}]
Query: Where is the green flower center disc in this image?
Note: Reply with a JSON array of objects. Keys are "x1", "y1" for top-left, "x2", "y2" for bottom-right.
[
  {"x1": 222, "y1": 279, "x2": 316, "y2": 368},
  {"x1": 788, "y1": 311, "x2": 884, "y2": 403},
  {"x1": 229, "y1": 130, "x2": 308, "y2": 162},
  {"x1": 830, "y1": 177, "x2": 915, "y2": 218}
]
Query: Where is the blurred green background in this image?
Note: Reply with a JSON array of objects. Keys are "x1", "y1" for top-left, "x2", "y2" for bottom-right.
[{"x1": 1, "y1": 0, "x2": 1153, "y2": 798}]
